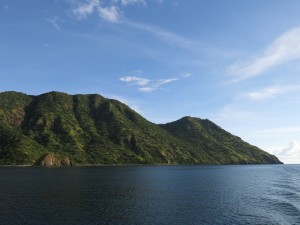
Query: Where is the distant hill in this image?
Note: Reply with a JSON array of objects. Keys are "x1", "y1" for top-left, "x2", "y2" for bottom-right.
[
  {"x1": 0, "y1": 91, "x2": 281, "y2": 165},
  {"x1": 160, "y1": 117, "x2": 280, "y2": 164}
]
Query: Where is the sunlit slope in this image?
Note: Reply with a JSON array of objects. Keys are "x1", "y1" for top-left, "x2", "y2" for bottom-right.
[
  {"x1": 160, "y1": 116, "x2": 281, "y2": 164},
  {"x1": 0, "y1": 91, "x2": 281, "y2": 165}
]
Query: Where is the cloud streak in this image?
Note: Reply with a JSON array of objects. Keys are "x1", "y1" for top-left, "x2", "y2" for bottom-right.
[
  {"x1": 120, "y1": 75, "x2": 186, "y2": 92},
  {"x1": 183, "y1": 72, "x2": 192, "y2": 78},
  {"x1": 229, "y1": 27, "x2": 300, "y2": 82},
  {"x1": 118, "y1": 0, "x2": 147, "y2": 6},
  {"x1": 120, "y1": 76, "x2": 178, "y2": 92},
  {"x1": 67, "y1": 1, "x2": 221, "y2": 56},
  {"x1": 68, "y1": 1, "x2": 196, "y2": 49},
  {"x1": 244, "y1": 85, "x2": 300, "y2": 100},
  {"x1": 120, "y1": 76, "x2": 150, "y2": 86},
  {"x1": 123, "y1": 20, "x2": 194, "y2": 49},
  {"x1": 46, "y1": 16, "x2": 61, "y2": 31}
]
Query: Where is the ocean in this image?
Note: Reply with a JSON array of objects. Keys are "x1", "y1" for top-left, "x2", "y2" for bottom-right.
[{"x1": 0, "y1": 165, "x2": 299, "y2": 225}]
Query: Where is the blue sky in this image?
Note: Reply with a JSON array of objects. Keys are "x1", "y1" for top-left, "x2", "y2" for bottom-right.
[{"x1": 1, "y1": 0, "x2": 300, "y2": 163}]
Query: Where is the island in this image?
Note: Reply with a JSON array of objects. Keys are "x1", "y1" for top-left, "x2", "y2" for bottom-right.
[{"x1": 0, "y1": 91, "x2": 282, "y2": 166}]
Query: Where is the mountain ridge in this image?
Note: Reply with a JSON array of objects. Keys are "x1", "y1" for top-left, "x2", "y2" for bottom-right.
[{"x1": 0, "y1": 91, "x2": 282, "y2": 165}]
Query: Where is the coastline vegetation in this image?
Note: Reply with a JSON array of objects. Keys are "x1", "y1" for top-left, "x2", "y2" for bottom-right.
[{"x1": 0, "y1": 91, "x2": 281, "y2": 166}]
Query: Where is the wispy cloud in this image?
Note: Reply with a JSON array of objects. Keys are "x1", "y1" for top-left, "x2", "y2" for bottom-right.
[
  {"x1": 71, "y1": 0, "x2": 121, "y2": 22},
  {"x1": 120, "y1": 70, "x2": 192, "y2": 92},
  {"x1": 123, "y1": 20, "x2": 194, "y2": 49},
  {"x1": 67, "y1": 1, "x2": 224, "y2": 57},
  {"x1": 182, "y1": 72, "x2": 192, "y2": 78},
  {"x1": 98, "y1": 6, "x2": 120, "y2": 23},
  {"x1": 69, "y1": 0, "x2": 148, "y2": 22},
  {"x1": 244, "y1": 85, "x2": 300, "y2": 101},
  {"x1": 268, "y1": 141, "x2": 300, "y2": 157},
  {"x1": 72, "y1": 0, "x2": 100, "y2": 19},
  {"x1": 68, "y1": 1, "x2": 194, "y2": 47},
  {"x1": 117, "y1": 0, "x2": 147, "y2": 6},
  {"x1": 46, "y1": 16, "x2": 61, "y2": 31},
  {"x1": 120, "y1": 75, "x2": 181, "y2": 92},
  {"x1": 120, "y1": 76, "x2": 150, "y2": 86},
  {"x1": 122, "y1": 21, "x2": 236, "y2": 60},
  {"x1": 156, "y1": 78, "x2": 178, "y2": 85},
  {"x1": 229, "y1": 27, "x2": 300, "y2": 82}
]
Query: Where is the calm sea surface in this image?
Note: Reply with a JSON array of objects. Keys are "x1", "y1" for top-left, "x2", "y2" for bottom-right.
[{"x1": 0, "y1": 165, "x2": 300, "y2": 225}]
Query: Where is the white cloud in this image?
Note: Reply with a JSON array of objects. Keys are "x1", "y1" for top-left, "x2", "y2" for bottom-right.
[
  {"x1": 229, "y1": 27, "x2": 300, "y2": 82},
  {"x1": 71, "y1": 0, "x2": 120, "y2": 22},
  {"x1": 72, "y1": 0, "x2": 100, "y2": 19},
  {"x1": 97, "y1": 6, "x2": 120, "y2": 23},
  {"x1": 68, "y1": 1, "x2": 209, "y2": 54},
  {"x1": 120, "y1": 76, "x2": 150, "y2": 86},
  {"x1": 118, "y1": 0, "x2": 147, "y2": 6},
  {"x1": 268, "y1": 141, "x2": 300, "y2": 157},
  {"x1": 245, "y1": 85, "x2": 300, "y2": 100},
  {"x1": 156, "y1": 78, "x2": 178, "y2": 86},
  {"x1": 46, "y1": 16, "x2": 61, "y2": 31},
  {"x1": 120, "y1": 76, "x2": 180, "y2": 92},
  {"x1": 182, "y1": 72, "x2": 192, "y2": 78},
  {"x1": 138, "y1": 87, "x2": 155, "y2": 92},
  {"x1": 69, "y1": 0, "x2": 149, "y2": 23}
]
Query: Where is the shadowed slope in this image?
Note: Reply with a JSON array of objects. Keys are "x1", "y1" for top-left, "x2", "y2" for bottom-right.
[{"x1": 0, "y1": 91, "x2": 281, "y2": 165}]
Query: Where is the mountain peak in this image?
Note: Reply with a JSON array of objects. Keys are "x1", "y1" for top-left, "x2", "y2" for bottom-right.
[{"x1": 0, "y1": 91, "x2": 282, "y2": 165}]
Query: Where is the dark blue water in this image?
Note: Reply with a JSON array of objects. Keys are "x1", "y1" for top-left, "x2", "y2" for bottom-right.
[{"x1": 0, "y1": 165, "x2": 300, "y2": 225}]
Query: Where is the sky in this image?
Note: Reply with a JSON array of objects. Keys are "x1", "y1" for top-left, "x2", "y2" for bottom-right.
[{"x1": 1, "y1": 0, "x2": 300, "y2": 164}]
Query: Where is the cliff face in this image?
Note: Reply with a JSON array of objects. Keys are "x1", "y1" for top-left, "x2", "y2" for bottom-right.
[
  {"x1": 33, "y1": 153, "x2": 73, "y2": 167},
  {"x1": 0, "y1": 91, "x2": 282, "y2": 165}
]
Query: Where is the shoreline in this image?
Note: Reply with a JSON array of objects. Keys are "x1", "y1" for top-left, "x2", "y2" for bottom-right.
[
  {"x1": 0, "y1": 165, "x2": 32, "y2": 167},
  {"x1": 0, "y1": 163, "x2": 286, "y2": 168}
]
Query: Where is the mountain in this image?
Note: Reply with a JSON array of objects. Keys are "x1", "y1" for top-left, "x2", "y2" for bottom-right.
[
  {"x1": 0, "y1": 91, "x2": 281, "y2": 165},
  {"x1": 160, "y1": 117, "x2": 280, "y2": 164}
]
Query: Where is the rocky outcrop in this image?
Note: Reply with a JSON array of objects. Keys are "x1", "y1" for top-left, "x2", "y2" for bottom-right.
[{"x1": 33, "y1": 153, "x2": 73, "y2": 167}]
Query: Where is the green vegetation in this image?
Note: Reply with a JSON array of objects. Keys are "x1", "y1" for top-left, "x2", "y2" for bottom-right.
[
  {"x1": 0, "y1": 91, "x2": 282, "y2": 165},
  {"x1": 160, "y1": 117, "x2": 280, "y2": 164}
]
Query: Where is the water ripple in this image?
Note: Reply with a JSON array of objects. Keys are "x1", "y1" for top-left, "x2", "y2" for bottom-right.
[{"x1": 1, "y1": 165, "x2": 300, "y2": 225}]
